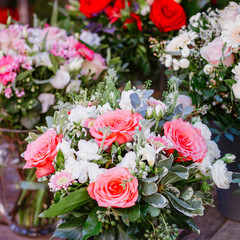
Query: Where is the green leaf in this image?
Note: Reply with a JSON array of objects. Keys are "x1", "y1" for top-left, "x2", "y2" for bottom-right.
[
  {"x1": 163, "y1": 166, "x2": 189, "y2": 185},
  {"x1": 117, "y1": 225, "x2": 138, "y2": 240},
  {"x1": 142, "y1": 193, "x2": 168, "y2": 208},
  {"x1": 50, "y1": 0, "x2": 58, "y2": 26},
  {"x1": 156, "y1": 155, "x2": 174, "y2": 170},
  {"x1": 20, "y1": 111, "x2": 40, "y2": 129},
  {"x1": 148, "y1": 205, "x2": 160, "y2": 217},
  {"x1": 180, "y1": 187, "x2": 194, "y2": 201},
  {"x1": 141, "y1": 175, "x2": 159, "y2": 183},
  {"x1": 142, "y1": 182, "x2": 158, "y2": 196},
  {"x1": 82, "y1": 207, "x2": 103, "y2": 240},
  {"x1": 224, "y1": 132, "x2": 234, "y2": 142},
  {"x1": 56, "y1": 149, "x2": 65, "y2": 169},
  {"x1": 124, "y1": 81, "x2": 132, "y2": 91},
  {"x1": 51, "y1": 217, "x2": 84, "y2": 240},
  {"x1": 39, "y1": 188, "x2": 92, "y2": 218},
  {"x1": 114, "y1": 204, "x2": 140, "y2": 226},
  {"x1": 15, "y1": 69, "x2": 35, "y2": 81},
  {"x1": 95, "y1": 227, "x2": 115, "y2": 240}
]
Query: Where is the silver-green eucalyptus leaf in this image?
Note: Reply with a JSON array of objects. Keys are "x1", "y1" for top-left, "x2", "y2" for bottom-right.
[
  {"x1": 141, "y1": 175, "x2": 159, "y2": 183},
  {"x1": 156, "y1": 154, "x2": 173, "y2": 170}
]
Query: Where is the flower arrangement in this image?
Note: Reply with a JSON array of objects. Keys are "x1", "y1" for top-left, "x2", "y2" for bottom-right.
[
  {"x1": 0, "y1": 21, "x2": 106, "y2": 130},
  {"x1": 23, "y1": 69, "x2": 234, "y2": 240},
  {"x1": 62, "y1": 0, "x2": 191, "y2": 85},
  {"x1": 150, "y1": 1, "x2": 240, "y2": 141}
]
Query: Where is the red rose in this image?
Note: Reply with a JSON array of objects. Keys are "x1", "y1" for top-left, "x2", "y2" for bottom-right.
[
  {"x1": 0, "y1": 8, "x2": 19, "y2": 24},
  {"x1": 149, "y1": 0, "x2": 186, "y2": 32},
  {"x1": 79, "y1": 0, "x2": 111, "y2": 18}
]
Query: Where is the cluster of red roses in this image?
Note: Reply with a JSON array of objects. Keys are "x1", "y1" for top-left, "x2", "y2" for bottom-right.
[{"x1": 79, "y1": 0, "x2": 186, "y2": 32}]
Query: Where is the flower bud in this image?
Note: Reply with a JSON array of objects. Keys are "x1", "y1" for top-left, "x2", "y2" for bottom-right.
[
  {"x1": 69, "y1": 57, "x2": 83, "y2": 72},
  {"x1": 154, "y1": 104, "x2": 164, "y2": 120},
  {"x1": 146, "y1": 107, "x2": 154, "y2": 119},
  {"x1": 221, "y1": 153, "x2": 236, "y2": 163},
  {"x1": 7, "y1": 16, "x2": 12, "y2": 26},
  {"x1": 22, "y1": 26, "x2": 28, "y2": 38}
]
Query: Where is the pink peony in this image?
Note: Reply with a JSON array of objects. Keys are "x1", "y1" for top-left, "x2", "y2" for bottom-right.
[
  {"x1": 164, "y1": 119, "x2": 207, "y2": 162},
  {"x1": 90, "y1": 109, "x2": 143, "y2": 147},
  {"x1": 81, "y1": 53, "x2": 107, "y2": 80},
  {"x1": 0, "y1": 55, "x2": 19, "y2": 85},
  {"x1": 200, "y1": 37, "x2": 234, "y2": 67},
  {"x1": 24, "y1": 129, "x2": 62, "y2": 178},
  {"x1": 87, "y1": 167, "x2": 138, "y2": 208}
]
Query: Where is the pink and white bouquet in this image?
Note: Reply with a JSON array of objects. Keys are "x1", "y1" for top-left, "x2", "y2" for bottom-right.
[
  {"x1": 23, "y1": 69, "x2": 234, "y2": 240},
  {"x1": 0, "y1": 22, "x2": 106, "y2": 130},
  {"x1": 150, "y1": 2, "x2": 240, "y2": 141}
]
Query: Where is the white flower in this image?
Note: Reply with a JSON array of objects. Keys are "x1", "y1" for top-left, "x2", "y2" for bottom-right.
[
  {"x1": 50, "y1": 70, "x2": 71, "y2": 89},
  {"x1": 98, "y1": 103, "x2": 113, "y2": 114},
  {"x1": 197, "y1": 154, "x2": 212, "y2": 175},
  {"x1": 140, "y1": 5, "x2": 150, "y2": 16},
  {"x1": 181, "y1": 48, "x2": 190, "y2": 57},
  {"x1": 206, "y1": 140, "x2": 221, "y2": 159},
  {"x1": 77, "y1": 140, "x2": 101, "y2": 161},
  {"x1": 232, "y1": 81, "x2": 240, "y2": 99},
  {"x1": 194, "y1": 122, "x2": 211, "y2": 140},
  {"x1": 68, "y1": 105, "x2": 96, "y2": 124},
  {"x1": 88, "y1": 163, "x2": 106, "y2": 183},
  {"x1": 173, "y1": 59, "x2": 180, "y2": 71},
  {"x1": 218, "y1": 2, "x2": 240, "y2": 28},
  {"x1": 222, "y1": 19, "x2": 240, "y2": 48},
  {"x1": 57, "y1": 139, "x2": 76, "y2": 160},
  {"x1": 203, "y1": 64, "x2": 214, "y2": 75},
  {"x1": 232, "y1": 63, "x2": 240, "y2": 81},
  {"x1": 38, "y1": 93, "x2": 55, "y2": 113},
  {"x1": 211, "y1": 160, "x2": 232, "y2": 189},
  {"x1": 179, "y1": 58, "x2": 190, "y2": 69},
  {"x1": 139, "y1": 143, "x2": 156, "y2": 166},
  {"x1": 165, "y1": 57, "x2": 172, "y2": 68},
  {"x1": 65, "y1": 157, "x2": 89, "y2": 183},
  {"x1": 119, "y1": 90, "x2": 143, "y2": 111},
  {"x1": 166, "y1": 32, "x2": 192, "y2": 52},
  {"x1": 176, "y1": 95, "x2": 192, "y2": 108},
  {"x1": 68, "y1": 57, "x2": 84, "y2": 72},
  {"x1": 189, "y1": 12, "x2": 201, "y2": 23},
  {"x1": 32, "y1": 52, "x2": 53, "y2": 68},
  {"x1": 66, "y1": 80, "x2": 81, "y2": 93},
  {"x1": 146, "y1": 107, "x2": 154, "y2": 118},
  {"x1": 117, "y1": 152, "x2": 136, "y2": 173},
  {"x1": 80, "y1": 30, "x2": 101, "y2": 46}
]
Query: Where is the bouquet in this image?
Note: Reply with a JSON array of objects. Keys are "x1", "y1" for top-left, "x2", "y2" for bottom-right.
[
  {"x1": 23, "y1": 69, "x2": 234, "y2": 240},
  {"x1": 150, "y1": 1, "x2": 240, "y2": 141},
  {"x1": 62, "y1": 0, "x2": 191, "y2": 85},
  {"x1": 0, "y1": 21, "x2": 106, "y2": 130}
]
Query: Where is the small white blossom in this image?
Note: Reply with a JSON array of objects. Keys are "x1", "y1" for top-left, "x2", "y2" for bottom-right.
[
  {"x1": 139, "y1": 144, "x2": 156, "y2": 166},
  {"x1": 38, "y1": 93, "x2": 55, "y2": 113},
  {"x1": 77, "y1": 140, "x2": 101, "y2": 161},
  {"x1": 117, "y1": 151, "x2": 136, "y2": 173},
  {"x1": 180, "y1": 58, "x2": 190, "y2": 69},
  {"x1": 211, "y1": 160, "x2": 232, "y2": 189},
  {"x1": 50, "y1": 69, "x2": 70, "y2": 89}
]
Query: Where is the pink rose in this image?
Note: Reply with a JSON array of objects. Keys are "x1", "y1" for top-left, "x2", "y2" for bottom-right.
[
  {"x1": 87, "y1": 167, "x2": 138, "y2": 208},
  {"x1": 164, "y1": 119, "x2": 207, "y2": 162},
  {"x1": 81, "y1": 53, "x2": 107, "y2": 80},
  {"x1": 90, "y1": 109, "x2": 143, "y2": 147},
  {"x1": 24, "y1": 129, "x2": 62, "y2": 178},
  {"x1": 200, "y1": 37, "x2": 234, "y2": 67}
]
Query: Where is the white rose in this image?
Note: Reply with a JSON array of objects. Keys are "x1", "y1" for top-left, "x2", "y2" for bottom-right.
[
  {"x1": 80, "y1": 30, "x2": 101, "y2": 46},
  {"x1": 139, "y1": 143, "x2": 156, "y2": 166},
  {"x1": 77, "y1": 140, "x2": 101, "y2": 161},
  {"x1": 117, "y1": 152, "x2": 136, "y2": 173},
  {"x1": 194, "y1": 122, "x2": 211, "y2": 140},
  {"x1": 197, "y1": 154, "x2": 212, "y2": 175},
  {"x1": 211, "y1": 160, "x2": 232, "y2": 189},
  {"x1": 50, "y1": 70, "x2": 71, "y2": 89},
  {"x1": 181, "y1": 48, "x2": 190, "y2": 57},
  {"x1": 57, "y1": 139, "x2": 76, "y2": 160},
  {"x1": 66, "y1": 80, "x2": 81, "y2": 93},
  {"x1": 165, "y1": 58, "x2": 172, "y2": 68},
  {"x1": 38, "y1": 93, "x2": 55, "y2": 113},
  {"x1": 180, "y1": 58, "x2": 190, "y2": 69}
]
